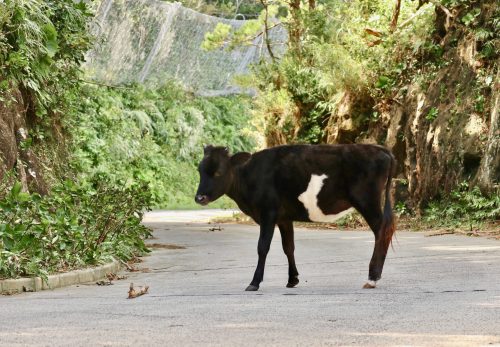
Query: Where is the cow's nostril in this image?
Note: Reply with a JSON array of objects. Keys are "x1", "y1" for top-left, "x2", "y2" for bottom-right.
[{"x1": 195, "y1": 195, "x2": 208, "y2": 204}]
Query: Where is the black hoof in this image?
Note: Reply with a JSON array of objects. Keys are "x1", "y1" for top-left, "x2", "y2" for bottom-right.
[
  {"x1": 286, "y1": 277, "x2": 299, "y2": 288},
  {"x1": 245, "y1": 285, "x2": 259, "y2": 291}
]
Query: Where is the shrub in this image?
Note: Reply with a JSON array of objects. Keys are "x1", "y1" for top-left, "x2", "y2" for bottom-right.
[
  {"x1": 0, "y1": 179, "x2": 151, "y2": 280},
  {"x1": 424, "y1": 182, "x2": 500, "y2": 229}
]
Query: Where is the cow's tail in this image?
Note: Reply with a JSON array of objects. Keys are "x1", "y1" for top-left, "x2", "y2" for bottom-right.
[{"x1": 381, "y1": 152, "x2": 396, "y2": 251}]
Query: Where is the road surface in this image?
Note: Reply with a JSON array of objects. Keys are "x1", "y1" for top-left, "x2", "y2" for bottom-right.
[{"x1": 1, "y1": 210, "x2": 499, "y2": 346}]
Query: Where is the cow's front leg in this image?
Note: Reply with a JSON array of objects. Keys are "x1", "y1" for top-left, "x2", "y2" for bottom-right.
[
  {"x1": 278, "y1": 221, "x2": 299, "y2": 288},
  {"x1": 246, "y1": 212, "x2": 276, "y2": 291}
]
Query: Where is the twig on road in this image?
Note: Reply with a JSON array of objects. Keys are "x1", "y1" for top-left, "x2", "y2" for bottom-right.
[{"x1": 128, "y1": 283, "x2": 149, "y2": 299}]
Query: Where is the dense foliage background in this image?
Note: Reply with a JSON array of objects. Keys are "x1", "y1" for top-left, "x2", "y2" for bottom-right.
[{"x1": 72, "y1": 83, "x2": 256, "y2": 208}]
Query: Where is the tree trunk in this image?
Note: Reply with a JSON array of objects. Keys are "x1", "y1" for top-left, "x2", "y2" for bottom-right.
[
  {"x1": 288, "y1": 0, "x2": 302, "y2": 55},
  {"x1": 477, "y1": 70, "x2": 500, "y2": 194}
]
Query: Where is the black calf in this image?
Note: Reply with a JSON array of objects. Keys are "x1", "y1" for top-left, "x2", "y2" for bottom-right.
[{"x1": 195, "y1": 144, "x2": 396, "y2": 290}]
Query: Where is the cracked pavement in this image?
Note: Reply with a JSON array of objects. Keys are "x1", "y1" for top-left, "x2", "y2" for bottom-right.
[{"x1": 1, "y1": 210, "x2": 499, "y2": 346}]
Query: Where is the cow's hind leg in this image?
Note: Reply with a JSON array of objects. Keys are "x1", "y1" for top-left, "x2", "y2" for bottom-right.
[
  {"x1": 364, "y1": 210, "x2": 387, "y2": 289},
  {"x1": 359, "y1": 151, "x2": 396, "y2": 288},
  {"x1": 278, "y1": 221, "x2": 299, "y2": 288},
  {"x1": 352, "y1": 200, "x2": 388, "y2": 289}
]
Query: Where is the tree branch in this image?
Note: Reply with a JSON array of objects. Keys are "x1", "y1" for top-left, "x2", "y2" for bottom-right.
[
  {"x1": 260, "y1": 0, "x2": 276, "y2": 61},
  {"x1": 396, "y1": 5, "x2": 427, "y2": 30},
  {"x1": 427, "y1": 0, "x2": 454, "y2": 31},
  {"x1": 389, "y1": 0, "x2": 402, "y2": 33},
  {"x1": 79, "y1": 79, "x2": 134, "y2": 90}
]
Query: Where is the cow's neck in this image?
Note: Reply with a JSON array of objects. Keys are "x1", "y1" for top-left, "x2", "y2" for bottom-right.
[{"x1": 226, "y1": 168, "x2": 249, "y2": 212}]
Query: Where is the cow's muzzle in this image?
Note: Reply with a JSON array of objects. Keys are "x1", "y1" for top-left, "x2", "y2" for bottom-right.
[{"x1": 195, "y1": 194, "x2": 209, "y2": 205}]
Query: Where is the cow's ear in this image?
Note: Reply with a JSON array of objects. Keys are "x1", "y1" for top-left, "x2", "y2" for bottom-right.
[
  {"x1": 230, "y1": 152, "x2": 251, "y2": 167},
  {"x1": 203, "y1": 144, "x2": 214, "y2": 154}
]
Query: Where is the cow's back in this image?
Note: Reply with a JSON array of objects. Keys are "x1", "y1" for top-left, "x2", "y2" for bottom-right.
[{"x1": 236, "y1": 144, "x2": 392, "y2": 223}]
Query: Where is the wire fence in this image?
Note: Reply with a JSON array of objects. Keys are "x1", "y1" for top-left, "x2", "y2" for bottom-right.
[{"x1": 84, "y1": 0, "x2": 287, "y2": 96}]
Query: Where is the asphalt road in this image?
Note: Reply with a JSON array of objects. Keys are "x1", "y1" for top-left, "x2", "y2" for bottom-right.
[{"x1": 1, "y1": 210, "x2": 499, "y2": 346}]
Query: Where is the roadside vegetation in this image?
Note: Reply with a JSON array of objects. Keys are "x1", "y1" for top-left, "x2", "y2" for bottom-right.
[
  {"x1": 412, "y1": 183, "x2": 499, "y2": 232},
  {"x1": 0, "y1": 178, "x2": 151, "y2": 280},
  {"x1": 0, "y1": 0, "x2": 255, "y2": 280},
  {"x1": 0, "y1": 0, "x2": 150, "y2": 279}
]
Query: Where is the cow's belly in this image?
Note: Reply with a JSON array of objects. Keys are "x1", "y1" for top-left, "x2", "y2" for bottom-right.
[{"x1": 297, "y1": 174, "x2": 353, "y2": 222}]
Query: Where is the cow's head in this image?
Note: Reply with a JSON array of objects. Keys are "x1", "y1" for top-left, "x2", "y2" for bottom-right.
[{"x1": 195, "y1": 145, "x2": 250, "y2": 205}]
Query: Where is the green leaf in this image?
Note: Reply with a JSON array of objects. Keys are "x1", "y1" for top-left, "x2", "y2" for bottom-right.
[
  {"x1": 3, "y1": 234, "x2": 14, "y2": 251},
  {"x1": 461, "y1": 8, "x2": 481, "y2": 27},
  {"x1": 425, "y1": 107, "x2": 439, "y2": 121},
  {"x1": 202, "y1": 23, "x2": 232, "y2": 51},
  {"x1": 375, "y1": 76, "x2": 390, "y2": 89},
  {"x1": 10, "y1": 181, "x2": 22, "y2": 199},
  {"x1": 17, "y1": 192, "x2": 31, "y2": 202},
  {"x1": 42, "y1": 23, "x2": 59, "y2": 58}
]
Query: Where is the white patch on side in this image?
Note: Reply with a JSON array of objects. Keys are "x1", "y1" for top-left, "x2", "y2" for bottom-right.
[{"x1": 297, "y1": 174, "x2": 354, "y2": 223}]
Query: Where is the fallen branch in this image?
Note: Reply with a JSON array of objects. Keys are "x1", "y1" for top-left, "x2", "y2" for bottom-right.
[
  {"x1": 119, "y1": 259, "x2": 134, "y2": 271},
  {"x1": 425, "y1": 230, "x2": 455, "y2": 237},
  {"x1": 128, "y1": 283, "x2": 149, "y2": 299},
  {"x1": 106, "y1": 272, "x2": 127, "y2": 281}
]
